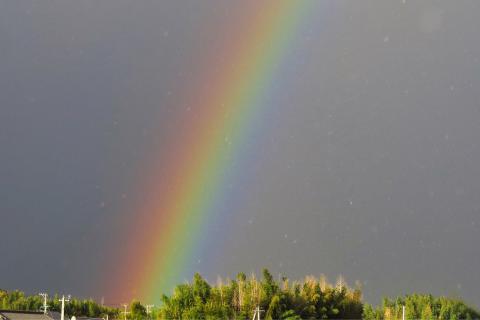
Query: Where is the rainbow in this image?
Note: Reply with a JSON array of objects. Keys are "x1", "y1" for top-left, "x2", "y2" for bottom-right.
[{"x1": 108, "y1": 0, "x2": 319, "y2": 302}]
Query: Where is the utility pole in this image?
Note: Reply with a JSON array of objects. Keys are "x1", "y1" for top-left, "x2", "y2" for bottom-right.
[
  {"x1": 146, "y1": 305, "x2": 154, "y2": 320},
  {"x1": 39, "y1": 293, "x2": 49, "y2": 314},
  {"x1": 402, "y1": 305, "x2": 406, "y2": 320},
  {"x1": 59, "y1": 295, "x2": 71, "y2": 320},
  {"x1": 121, "y1": 304, "x2": 130, "y2": 320},
  {"x1": 252, "y1": 306, "x2": 263, "y2": 320}
]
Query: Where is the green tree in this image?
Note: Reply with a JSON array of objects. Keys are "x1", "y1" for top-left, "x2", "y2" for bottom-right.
[{"x1": 130, "y1": 300, "x2": 146, "y2": 320}]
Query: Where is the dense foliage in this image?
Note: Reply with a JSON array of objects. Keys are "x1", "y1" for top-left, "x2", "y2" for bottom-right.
[
  {"x1": 363, "y1": 294, "x2": 480, "y2": 320},
  {"x1": 0, "y1": 289, "x2": 118, "y2": 318},
  {"x1": 159, "y1": 269, "x2": 363, "y2": 319},
  {"x1": 2, "y1": 270, "x2": 479, "y2": 319}
]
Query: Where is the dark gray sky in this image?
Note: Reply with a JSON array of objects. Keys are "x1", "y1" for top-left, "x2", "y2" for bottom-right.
[{"x1": 1, "y1": 0, "x2": 480, "y2": 307}]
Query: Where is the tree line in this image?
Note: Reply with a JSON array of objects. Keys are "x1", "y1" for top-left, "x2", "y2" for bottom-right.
[
  {"x1": 1, "y1": 269, "x2": 479, "y2": 319},
  {"x1": 363, "y1": 294, "x2": 480, "y2": 320},
  {"x1": 0, "y1": 290, "x2": 118, "y2": 318}
]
